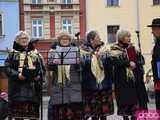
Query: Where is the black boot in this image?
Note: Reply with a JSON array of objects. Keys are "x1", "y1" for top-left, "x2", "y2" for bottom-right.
[
  {"x1": 131, "y1": 115, "x2": 136, "y2": 120},
  {"x1": 100, "y1": 115, "x2": 106, "y2": 120},
  {"x1": 123, "y1": 116, "x2": 129, "y2": 120},
  {"x1": 92, "y1": 116, "x2": 98, "y2": 120}
]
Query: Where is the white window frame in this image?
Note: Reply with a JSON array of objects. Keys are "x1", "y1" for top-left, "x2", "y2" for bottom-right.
[
  {"x1": 32, "y1": 19, "x2": 43, "y2": 38},
  {"x1": 32, "y1": 0, "x2": 41, "y2": 4},
  {"x1": 106, "y1": 0, "x2": 119, "y2": 6},
  {"x1": 62, "y1": 18, "x2": 72, "y2": 34},
  {"x1": 0, "y1": 12, "x2": 4, "y2": 38},
  {"x1": 62, "y1": 0, "x2": 72, "y2": 4}
]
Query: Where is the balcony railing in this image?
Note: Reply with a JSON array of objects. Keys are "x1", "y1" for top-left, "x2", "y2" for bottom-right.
[
  {"x1": 31, "y1": 4, "x2": 43, "y2": 9},
  {"x1": 61, "y1": 4, "x2": 73, "y2": 9}
]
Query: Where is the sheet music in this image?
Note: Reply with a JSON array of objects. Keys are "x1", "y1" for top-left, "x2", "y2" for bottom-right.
[{"x1": 48, "y1": 46, "x2": 79, "y2": 65}]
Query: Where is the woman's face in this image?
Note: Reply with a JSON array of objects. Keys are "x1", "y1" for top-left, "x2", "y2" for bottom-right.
[
  {"x1": 18, "y1": 34, "x2": 29, "y2": 48},
  {"x1": 121, "y1": 33, "x2": 131, "y2": 45},
  {"x1": 91, "y1": 34, "x2": 102, "y2": 48},
  {"x1": 59, "y1": 36, "x2": 70, "y2": 46}
]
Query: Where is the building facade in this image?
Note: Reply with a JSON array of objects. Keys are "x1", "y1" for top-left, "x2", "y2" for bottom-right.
[
  {"x1": 0, "y1": 0, "x2": 19, "y2": 50},
  {"x1": 86, "y1": 0, "x2": 160, "y2": 72},
  {"x1": 21, "y1": 0, "x2": 86, "y2": 49}
]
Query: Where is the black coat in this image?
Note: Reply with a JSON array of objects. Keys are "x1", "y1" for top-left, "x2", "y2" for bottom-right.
[
  {"x1": 133, "y1": 51, "x2": 149, "y2": 105},
  {"x1": 152, "y1": 38, "x2": 160, "y2": 81},
  {"x1": 110, "y1": 44, "x2": 138, "y2": 115},
  {"x1": 80, "y1": 47, "x2": 113, "y2": 91},
  {"x1": 0, "y1": 98, "x2": 8, "y2": 119},
  {"x1": 80, "y1": 46, "x2": 114, "y2": 116},
  {"x1": 5, "y1": 42, "x2": 41, "y2": 103}
]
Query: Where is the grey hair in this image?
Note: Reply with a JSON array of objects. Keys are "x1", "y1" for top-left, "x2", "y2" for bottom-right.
[
  {"x1": 57, "y1": 31, "x2": 72, "y2": 41},
  {"x1": 15, "y1": 31, "x2": 29, "y2": 43},
  {"x1": 86, "y1": 30, "x2": 98, "y2": 43},
  {"x1": 116, "y1": 29, "x2": 130, "y2": 41}
]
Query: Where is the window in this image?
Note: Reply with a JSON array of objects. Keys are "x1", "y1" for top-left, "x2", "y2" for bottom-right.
[
  {"x1": 32, "y1": 0, "x2": 41, "y2": 4},
  {"x1": 107, "y1": 25, "x2": 119, "y2": 44},
  {"x1": 62, "y1": 18, "x2": 72, "y2": 34},
  {"x1": 107, "y1": 0, "x2": 119, "y2": 6},
  {"x1": 153, "y1": 0, "x2": 160, "y2": 5},
  {"x1": 32, "y1": 19, "x2": 43, "y2": 38},
  {"x1": 62, "y1": 0, "x2": 72, "y2": 4}
]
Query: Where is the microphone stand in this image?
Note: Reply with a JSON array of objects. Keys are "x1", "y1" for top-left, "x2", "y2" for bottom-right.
[
  {"x1": 136, "y1": 30, "x2": 142, "y2": 53},
  {"x1": 60, "y1": 51, "x2": 64, "y2": 117},
  {"x1": 36, "y1": 51, "x2": 43, "y2": 120},
  {"x1": 75, "y1": 32, "x2": 84, "y2": 119},
  {"x1": 136, "y1": 30, "x2": 143, "y2": 63}
]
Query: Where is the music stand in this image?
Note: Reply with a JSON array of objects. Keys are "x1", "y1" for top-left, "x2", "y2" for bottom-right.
[
  {"x1": 48, "y1": 46, "x2": 79, "y2": 65},
  {"x1": 48, "y1": 46, "x2": 79, "y2": 119}
]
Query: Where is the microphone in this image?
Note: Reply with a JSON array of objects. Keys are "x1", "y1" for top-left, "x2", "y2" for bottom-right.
[
  {"x1": 135, "y1": 30, "x2": 140, "y2": 34},
  {"x1": 75, "y1": 32, "x2": 80, "y2": 37}
]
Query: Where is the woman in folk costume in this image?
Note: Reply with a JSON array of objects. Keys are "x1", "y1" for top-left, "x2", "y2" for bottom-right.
[
  {"x1": 126, "y1": 40, "x2": 149, "y2": 111},
  {"x1": 80, "y1": 30, "x2": 114, "y2": 120},
  {"x1": 28, "y1": 38, "x2": 46, "y2": 76},
  {"x1": 28, "y1": 38, "x2": 46, "y2": 90},
  {"x1": 47, "y1": 31, "x2": 82, "y2": 120},
  {"x1": 110, "y1": 29, "x2": 141, "y2": 120},
  {"x1": 5, "y1": 31, "x2": 42, "y2": 120}
]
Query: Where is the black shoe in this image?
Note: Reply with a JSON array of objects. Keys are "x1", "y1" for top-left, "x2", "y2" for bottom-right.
[
  {"x1": 92, "y1": 116, "x2": 98, "y2": 120},
  {"x1": 131, "y1": 115, "x2": 136, "y2": 120},
  {"x1": 123, "y1": 116, "x2": 129, "y2": 120},
  {"x1": 100, "y1": 115, "x2": 106, "y2": 120},
  {"x1": 83, "y1": 115, "x2": 90, "y2": 120}
]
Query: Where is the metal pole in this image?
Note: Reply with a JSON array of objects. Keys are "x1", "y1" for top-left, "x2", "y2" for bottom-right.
[
  {"x1": 136, "y1": 0, "x2": 140, "y2": 32},
  {"x1": 136, "y1": 30, "x2": 142, "y2": 53},
  {"x1": 135, "y1": 0, "x2": 141, "y2": 52}
]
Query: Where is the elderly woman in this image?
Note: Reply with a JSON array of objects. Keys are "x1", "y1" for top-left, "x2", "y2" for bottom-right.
[
  {"x1": 5, "y1": 31, "x2": 42, "y2": 120},
  {"x1": 47, "y1": 31, "x2": 82, "y2": 120},
  {"x1": 110, "y1": 29, "x2": 148, "y2": 120},
  {"x1": 80, "y1": 30, "x2": 114, "y2": 120}
]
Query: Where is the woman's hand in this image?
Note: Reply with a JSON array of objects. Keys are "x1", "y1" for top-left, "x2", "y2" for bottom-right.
[
  {"x1": 129, "y1": 61, "x2": 136, "y2": 70},
  {"x1": 53, "y1": 59, "x2": 61, "y2": 64},
  {"x1": 18, "y1": 73, "x2": 26, "y2": 80},
  {"x1": 34, "y1": 75, "x2": 41, "y2": 81}
]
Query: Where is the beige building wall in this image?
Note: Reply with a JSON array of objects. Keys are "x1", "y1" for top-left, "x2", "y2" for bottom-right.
[
  {"x1": 86, "y1": 0, "x2": 160, "y2": 73},
  {"x1": 24, "y1": 14, "x2": 32, "y2": 36},
  {"x1": 43, "y1": 14, "x2": 50, "y2": 39},
  {"x1": 139, "y1": 0, "x2": 160, "y2": 71},
  {"x1": 86, "y1": 0, "x2": 138, "y2": 45}
]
